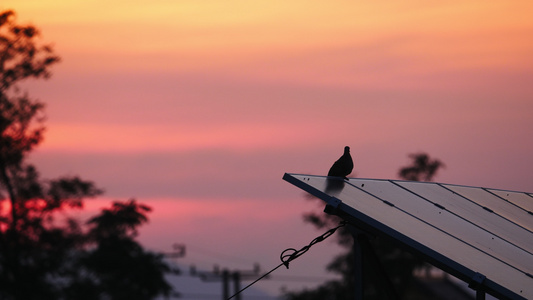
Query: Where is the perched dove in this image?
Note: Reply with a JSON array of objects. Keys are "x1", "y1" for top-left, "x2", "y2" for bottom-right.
[{"x1": 328, "y1": 146, "x2": 353, "y2": 179}]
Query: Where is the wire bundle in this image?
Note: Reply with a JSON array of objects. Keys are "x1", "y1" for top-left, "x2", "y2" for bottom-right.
[{"x1": 227, "y1": 221, "x2": 347, "y2": 300}]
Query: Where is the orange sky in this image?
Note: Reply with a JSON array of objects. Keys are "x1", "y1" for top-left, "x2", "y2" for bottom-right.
[
  {"x1": 7, "y1": 1, "x2": 533, "y2": 75},
  {"x1": 3, "y1": 0, "x2": 533, "y2": 296}
]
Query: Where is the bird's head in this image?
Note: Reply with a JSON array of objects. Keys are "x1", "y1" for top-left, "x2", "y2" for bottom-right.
[{"x1": 344, "y1": 146, "x2": 350, "y2": 153}]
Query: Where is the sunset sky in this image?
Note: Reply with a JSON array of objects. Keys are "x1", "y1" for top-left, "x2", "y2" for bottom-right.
[{"x1": 3, "y1": 0, "x2": 533, "y2": 297}]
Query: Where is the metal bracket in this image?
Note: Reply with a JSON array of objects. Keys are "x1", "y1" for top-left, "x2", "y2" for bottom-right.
[
  {"x1": 468, "y1": 272, "x2": 487, "y2": 300},
  {"x1": 468, "y1": 272, "x2": 486, "y2": 289},
  {"x1": 323, "y1": 198, "x2": 342, "y2": 216},
  {"x1": 328, "y1": 197, "x2": 342, "y2": 208}
]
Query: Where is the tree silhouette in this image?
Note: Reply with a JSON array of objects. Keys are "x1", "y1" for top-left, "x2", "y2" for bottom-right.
[
  {"x1": 286, "y1": 153, "x2": 445, "y2": 300},
  {"x1": 71, "y1": 200, "x2": 171, "y2": 300},
  {"x1": 0, "y1": 9, "x2": 60, "y2": 232},
  {"x1": 398, "y1": 153, "x2": 444, "y2": 182},
  {"x1": 0, "y1": 10, "x2": 171, "y2": 299}
]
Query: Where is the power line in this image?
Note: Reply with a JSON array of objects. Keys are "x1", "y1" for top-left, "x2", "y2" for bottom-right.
[
  {"x1": 191, "y1": 264, "x2": 264, "y2": 300},
  {"x1": 268, "y1": 274, "x2": 338, "y2": 282},
  {"x1": 227, "y1": 263, "x2": 285, "y2": 300},
  {"x1": 175, "y1": 293, "x2": 276, "y2": 300},
  {"x1": 190, "y1": 245, "x2": 256, "y2": 265},
  {"x1": 169, "y1": 271, "x2": 335, "y2": 284}
]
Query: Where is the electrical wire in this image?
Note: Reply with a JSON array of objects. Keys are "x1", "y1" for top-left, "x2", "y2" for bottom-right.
[
  {"x1": 190, "y1": 245, "x2": 257, "y2": 265},
  {"x1": 267, "y1": 274, "x2": 338, "y2": 282},
  {"x1": 226, "y1": 221, "x2": 346, "y2": 300}
]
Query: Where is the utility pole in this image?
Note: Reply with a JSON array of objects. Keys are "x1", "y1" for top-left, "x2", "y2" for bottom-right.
[
  {"x1": 232, "y1": 272, "x2": 241, "y2": 300},
  {"x1": 193, "y1": 264, "x2": 264, "y2": 300},
  {"x1": 163, "y1": 243, "x2": 186, "y2": 277},
  {"x1": 161, "y1": 243, "x2": 187, "y2": 299},
  {"x1": 163, "y1": 243, "x2": 186, "y2": 259}
]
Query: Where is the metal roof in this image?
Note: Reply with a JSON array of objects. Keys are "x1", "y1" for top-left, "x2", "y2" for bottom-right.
[{"x1": 283, "y1": 173, "x2": 533, "y2": 300}]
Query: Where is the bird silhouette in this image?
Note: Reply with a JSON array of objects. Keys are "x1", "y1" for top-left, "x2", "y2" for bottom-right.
[{"x1": 328, "y1": 146, "x2": 354, "y2": 179}]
